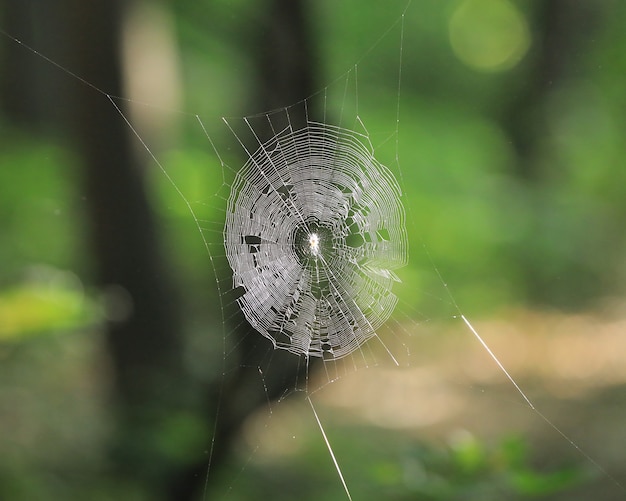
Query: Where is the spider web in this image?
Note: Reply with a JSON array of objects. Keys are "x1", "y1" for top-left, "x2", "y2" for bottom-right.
[
  {"x1": 2, "y1": 1, "x2": 626, "y2": 500},
  {"x1": 224, "y1": 118, "x2": 407, "y2": 360}
]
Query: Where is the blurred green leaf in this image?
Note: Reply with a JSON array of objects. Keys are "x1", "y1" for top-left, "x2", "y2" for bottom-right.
[
  {"x1": 0, "y1": 268, "x2": 95, "y2": 340},
  {"x1": 510, "y1": 467, "x2": 584, "y2": 496}
]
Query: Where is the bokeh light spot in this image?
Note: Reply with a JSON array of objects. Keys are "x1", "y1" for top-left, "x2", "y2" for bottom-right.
[{"x1": 449, "y1": 0, "x2": 530, "y2": 72}]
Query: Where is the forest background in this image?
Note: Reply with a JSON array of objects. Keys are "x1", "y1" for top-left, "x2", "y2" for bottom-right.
[{"x1": 1, "y1": 0, "x2": 626, "y2": 500}]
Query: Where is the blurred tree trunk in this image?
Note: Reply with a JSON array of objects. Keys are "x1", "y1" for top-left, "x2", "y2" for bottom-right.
[
  {"x1": 500, "y1": 0, "x2": 603, "y2": 305},
  {"x1": 254, "y1": 0, "x2": 317, "y2": 114},
  {"x1": 0, "y1": 0, "x2": 38, "y2": 126},
  {"x1": 61, "y1": 0, "x2": 188, "y2": 489},
  {"x1": 0, "y1": 0, "x2": 68, "y2": 129},
  {"x1": 502, "y1": 0, "x2": 601, "y2": 181}
]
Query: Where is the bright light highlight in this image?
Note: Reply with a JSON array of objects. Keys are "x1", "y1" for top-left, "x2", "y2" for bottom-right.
[{"x1": 309, "y1": 233, "x2": 320, "y2": 257}]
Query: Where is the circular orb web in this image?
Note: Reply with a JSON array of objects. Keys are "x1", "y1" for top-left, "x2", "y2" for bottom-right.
[{"x1": 224, "y1": 122, "x2": 408, "y2": 360}]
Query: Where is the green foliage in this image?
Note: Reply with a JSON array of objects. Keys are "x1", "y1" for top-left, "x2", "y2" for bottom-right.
[
  {"x1": 396, "y1": 434, "x2": 586, "y2": 500},
  {"x1": 217, "y1": 420, "x2": 587, "y2": 501},
  {"x1": 0, "y1": 267, "x2": 96, "y2": 341}
]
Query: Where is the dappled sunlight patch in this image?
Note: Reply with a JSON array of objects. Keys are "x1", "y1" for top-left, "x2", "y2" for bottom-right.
[
  {"x1": 238, "y1": 306, "x2": 626, "y2": 455},
  {"x1": 316, "y1": 308, "x2": 626, "y2": 430},
  {"x1": 316, "y1": 366, "x2": 467, "y2": 429}
]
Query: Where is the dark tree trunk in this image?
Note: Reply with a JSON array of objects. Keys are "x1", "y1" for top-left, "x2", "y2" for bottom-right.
[
  {"x1": 499, "y1": 1, "x2": 604, "y2": 306},
  {"x1": 254, "y1": 0, "x2": 317, "y2": 113},
  {"x1": 501, "y1": 1, "x2": 602, "y2": 181},
  {"x1": 0, "y1": 0, "x2": 69, "y2": 130},
  {"x1": 61, "y1": 0, "x2": 186, "y2": 489}
]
